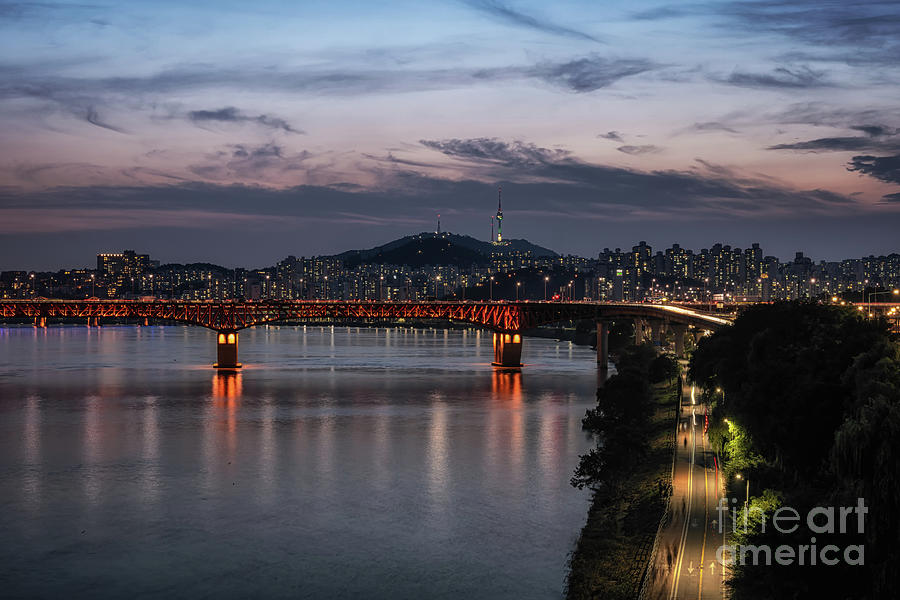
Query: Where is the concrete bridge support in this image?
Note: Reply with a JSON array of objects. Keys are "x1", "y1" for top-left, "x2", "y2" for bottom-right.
[
  {"x1": 596, "y1": 321, "x2": 609, "y2": 369},
  {"x1": 492, "y1": 332, "x2": 523, "y2": 368},
  {"x1": 214, "y1": 330, "x2": 241, "y2": 369},
  {"x1": 650, "y1": 320, "x2": 664, "y2": 346},
  {"x1": 634, "y1": 318, "x2": 648, "y2": 345},
  {"x1": 671, "y1": 323, "x2": 688, "y2": 358}
]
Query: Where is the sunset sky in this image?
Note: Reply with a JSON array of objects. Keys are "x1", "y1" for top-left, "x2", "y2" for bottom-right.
[{"x1": 2, "y1": 0, "x2": 899, "y2": 269}]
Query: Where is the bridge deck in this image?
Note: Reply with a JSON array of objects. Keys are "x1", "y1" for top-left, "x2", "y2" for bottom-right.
[{"x1": 0, "y1": 300, "x2": 731, "y2": 332}]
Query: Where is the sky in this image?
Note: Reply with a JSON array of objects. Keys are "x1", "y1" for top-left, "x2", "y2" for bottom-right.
[{"x1": 1, "y1": 0, "x2": 900, "y2": 270}]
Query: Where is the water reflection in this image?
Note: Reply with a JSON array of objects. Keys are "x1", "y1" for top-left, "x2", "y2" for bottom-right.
[
  {"x1": 491, "y1": 370, "x2": 523, "y2": 402},
  {"x1": 23, "y1": 394, "x2": 41, "y2": 509},
  {"x1": 0, "y1": 326, "x2": 597, "y2": 600}
]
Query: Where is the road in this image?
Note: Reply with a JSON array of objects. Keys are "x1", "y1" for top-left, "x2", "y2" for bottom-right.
[{"x1": 643, "y1": 375, "x2": 726, "y2": 600}]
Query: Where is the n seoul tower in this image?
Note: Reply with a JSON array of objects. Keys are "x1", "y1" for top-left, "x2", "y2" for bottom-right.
[{"x1": 495, "y1": 186, "x2": 503, "y2": 243}]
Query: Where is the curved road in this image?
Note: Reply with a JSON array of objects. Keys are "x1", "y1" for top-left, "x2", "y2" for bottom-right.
[{"x1": 644, "y1": 376, "x2": 727, "y2": 600}]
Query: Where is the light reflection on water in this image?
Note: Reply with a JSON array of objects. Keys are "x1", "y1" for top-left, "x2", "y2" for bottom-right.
[{"x1": 0, "y1": 325, "x2": 599, "y2": 599}]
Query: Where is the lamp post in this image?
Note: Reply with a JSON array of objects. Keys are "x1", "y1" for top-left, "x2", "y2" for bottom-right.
[
  {"x1": 489, "y1": 276, "x2": 494, "y2": 301},
  {"x1": 544, "y1": 276, "x2": 549, "y2": 301},
  {"x1": 149, "y1": 273, "x2": 154, "y2": 297},
  {"x1": 29, "y1": 273, "x2": 35, "y2": 297},
  {"x1": 91, "y1": 274, "x2": 95, "y2": 298},
  {"x1": 868, "y1": 289, "x2": 899, "y2": 315},
  {"x1": 324, "y1": 275, "x2": 328, "y2": 300},
  {"x1": 516, "y1": 281, "x2": 521, "y2": 301},
  {"x1": 736, "y1": 473, "x2": 750, "y2": 507}
]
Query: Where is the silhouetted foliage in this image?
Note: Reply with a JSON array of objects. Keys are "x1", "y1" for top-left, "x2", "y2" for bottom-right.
[
  {"x1": 689, "y1": 301, "x2": 898, "y2": 598},
  {"x1": 649, "y1": 353, "x2": 679, "y2": 384},
  {"x1": 572, "y1": 344, "x2": 660, "y2": 490}
]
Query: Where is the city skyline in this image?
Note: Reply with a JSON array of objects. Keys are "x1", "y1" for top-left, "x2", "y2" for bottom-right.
[{"x1": 2, "y1": 1, "x2": 900, "y2": 269}]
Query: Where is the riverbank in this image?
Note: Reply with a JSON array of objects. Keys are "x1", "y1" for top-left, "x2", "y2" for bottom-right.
[{"x1": 566, "y1": 377, "x2": 679, "y2": 600}]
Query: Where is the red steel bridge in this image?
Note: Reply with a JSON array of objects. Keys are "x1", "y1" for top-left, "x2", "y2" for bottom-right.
[{"x1": 1, "y1": 299, "x2": 732, "y2": 369}]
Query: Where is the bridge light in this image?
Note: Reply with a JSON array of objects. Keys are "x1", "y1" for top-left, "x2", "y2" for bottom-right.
[
  {"x1": 513, "y1": 334, "x2": 520, "y2": 343},
  {"x1": 218, "y1": 333, "x2": 226, "y2": 344},
  {"x1": 227, "y1": 333, "x2": 235, "y2": 344},
  {"x1": 505, "y1": 334, "x2": 511, "y2": 343}
]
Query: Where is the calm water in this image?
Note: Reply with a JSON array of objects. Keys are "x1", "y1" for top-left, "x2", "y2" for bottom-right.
[{"x1": 0, "y1": 325, "x2": 600, "y2": 599}]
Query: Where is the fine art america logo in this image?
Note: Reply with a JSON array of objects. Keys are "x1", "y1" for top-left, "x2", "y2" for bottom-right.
[{"x1": 714, "y1": 497, "x2": 867, "y2": 566}]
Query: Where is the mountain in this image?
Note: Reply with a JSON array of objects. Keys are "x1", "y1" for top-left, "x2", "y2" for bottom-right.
[{"x1": 336, "y1": 232, "x2": 557, "y2": 267}]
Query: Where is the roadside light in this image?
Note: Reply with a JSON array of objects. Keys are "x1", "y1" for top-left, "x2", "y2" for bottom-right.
[
  {"x1": 894, "y1": 290, "x2": 899, "y2": 295},
  {"x1": 831, "y1": 296, "x2": 838, "y2": 302},
  {"x1": 735, "y1": 473, "x2": 743, "y2": 480}
]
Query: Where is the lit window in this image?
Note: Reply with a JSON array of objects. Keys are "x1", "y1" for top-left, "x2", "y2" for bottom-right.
[
  {"x1": 227, "y1": 333, "x2": 235, "y2": 344},
  {"x1": 218, "y1": 334, "x2": 226, "y2": 344}
]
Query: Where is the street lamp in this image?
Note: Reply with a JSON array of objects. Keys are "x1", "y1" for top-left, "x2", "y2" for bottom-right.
[
  {"x1": 868, "y1": 289, "x2": 900, "y2": 315},
  {"x1": 29, "y1": 273, "x2": 35, "y2": 297},
  {"x1": 544, "y1": 276, "x2": 549, "y2": 301},
  {"x1": 516, "y1": 281, "x2": 521, "y2": 301},
  {"x1": 736, "y1": 473, "x2": 750, "y2": 507},
  {"x1": 324, "y1": 275, "x2": 328, "y2": 300},
  {"x1": 91, "y1": 273, "x2": 96, "y2": 298},
  {"x1": 489, "y1": 276, "x2": 494, "y2": 301}
]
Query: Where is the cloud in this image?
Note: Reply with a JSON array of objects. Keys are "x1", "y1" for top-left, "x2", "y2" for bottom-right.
[
  {"x1": 417, "y1": 137, "x2": 856, "y2": 217},
  {"x1": 420, "y1": 138, "x2": 570, "y2": 166},
  {"x1": 847, "y1": 154, "x2": 900, "y2": 185},
  {"x1": 769, "y1": 104, "x2": 898, "y2": 129},
  {"x1": 851, "y1": 125, "x2": 897, "y2": 138},
  {"x1": 768, "y1": 136, "x2": 900, "y2": 152},
  {"x1": 617, "y1": 144, "x2": 663, "y2": 155},
  {"x1": 187, "y1": 106, "x2": 302, "y2": 133},
  {"x1": 0, "y1": 54, "x2": 658, "y2": 112},
  {"x1": 84, "y1": 105, "x2": 126, "y2": 133},
  {"x1": 460, "y1": 0, "x2": 600, "y2": 42},
  {"x1": 187, "y1": 143, "x2": 312, "y2": 181},
  {"x1": 690, "y1": 121, "x2": 739, "y2": 134},
  {"x1": 631, "y1": 1, "x2": 900, "y2": 66},
  {"x1": 718, "y1": 65, "x2": 830, "y2": 89},
  {"x1": 528, "y1": 55, "x2": 657, "y2": 92},
  {"x1": 598, "y1": 131, "x2": 625, "y2": 142},
  {"x1": 881, "y1": 192, "x2": 900, "y2": 203}
]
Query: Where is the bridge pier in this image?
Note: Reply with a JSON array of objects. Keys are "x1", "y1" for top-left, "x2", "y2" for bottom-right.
[
  {"x1": 214, "y1": 330, "x2": 242, "y2": 369},
  {"x1": 650, "y1": 320, "x2": 664, "y2": 346},
  {"x1": 634, "y1": 318, "x2": 648, "y2": 345},
  {"x1": 596, "y1": 321, "x2": 609, "y2": 369},
  {"x1": 492, "y1": 332, "x2": 523, "y2": 368},
  {"x1": 671, "y1": 323, "x2": 688, "y2": 358}
]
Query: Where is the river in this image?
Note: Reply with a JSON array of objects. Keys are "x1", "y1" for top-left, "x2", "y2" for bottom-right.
[{"x1": 0, "y1": 324, "x2": 599, "y2": 599}]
